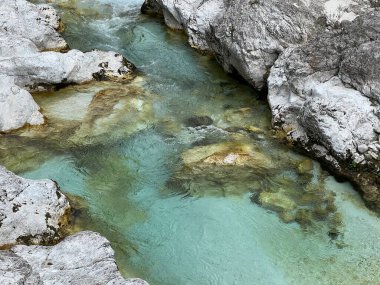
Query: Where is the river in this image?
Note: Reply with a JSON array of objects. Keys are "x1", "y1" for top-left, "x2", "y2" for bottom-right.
[{"x1": 1, "y1": 1, "x2": 380, "y2": 284}]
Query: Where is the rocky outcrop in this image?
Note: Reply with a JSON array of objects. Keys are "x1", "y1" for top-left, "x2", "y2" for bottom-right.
[
  {"x1": 0, "y1": 231, "x2": 148, "y2": 285},
  {"x1": 268, "y1": 12, "x2": 380, "y2": 210},
  {"x1": 142, "y1": 0, "x2": 380, "y2": 210},
  {"x1": 0, "y1": 165, "x2": 70, "y2": 247},
  {"x1": 0, "y1": 0, "x2": 135, "y2": 133}
]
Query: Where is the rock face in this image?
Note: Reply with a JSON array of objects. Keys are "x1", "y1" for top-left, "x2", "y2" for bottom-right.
[
  {"x1": 268, "y1": 12, "x2": 380, "y2": 209},
  {"x1": 0, "y1": 231, "x2": 148, "y2": 285},
  {"x1": 0, "y1": 0, "x2": 135, "y2": 133},
  {"x1": 0, "y1": 166, "x2": 70, "y2": 247},
  {"x1": 142, "y1": 0, "x2": 380, "y2": 210}
]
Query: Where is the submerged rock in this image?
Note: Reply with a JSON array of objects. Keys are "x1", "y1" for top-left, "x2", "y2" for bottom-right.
[
  {"x1": 184, "y1": 115, "x2": 213, "y2": 127},
  {"x1": 0, "y1": 0, "x2": 136, "y2": 133},
  {"x1": 166, "y1": 142, "x2": 275, "y2": 197},
  {"x1": 259, "y1": 191, "x2": 296, "y2": 213},
  {"x1": 0, "y1": 231, "x2": 148, "y2": 285},
  {"x1": 0, "y1": 166, "x2": 70, "y2": 247}
]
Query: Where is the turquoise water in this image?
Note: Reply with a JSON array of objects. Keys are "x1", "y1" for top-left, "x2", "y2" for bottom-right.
[{"x1": 2, "y1": 1, "x2": 380, "y2": 284}]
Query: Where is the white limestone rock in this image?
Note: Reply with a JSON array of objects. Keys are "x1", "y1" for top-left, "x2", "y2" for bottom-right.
[
  {"x1": 0, "y1": 0, "x2": 67, "y2": 51},
  {"x1": 0, "y1": 49, "x2": 135, "y2": 90},
  {"x1": 0, "y1": 165, "x2": 70, "y2": 247},
  {"x1": 300, "y1": 78, "x2": 379, "y2": 159},
  {"x1": 268, "y1": 12, "x2": 380, "y2": 161},
  {"x1": 11, "y1": 231, "x2": 149, "y2": 285},
  {"x1": 0, "y1": 76, "x2": 44, "y2": 132},
  {"x1": 0, "y1": 251, "x2": 42, "y2": 285}
]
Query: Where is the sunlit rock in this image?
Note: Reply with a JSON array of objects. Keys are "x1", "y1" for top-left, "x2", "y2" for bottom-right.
[
  {"x1": 4, "y1": 231, "x2": 149, "y2": 285},
  {"x1": 0, "y1": 77, "x2": 44, "y2": 132},
  {"x1": 0, "y1": 0, "x2": 67, "y2": 51},
  {"x1": 181, "y1": 143, "x2": 274, "y2": 169},
  {"x1": 68, "y1": 81, "x2": 154, "y2": 146},
  {"x1": 268, "y1": 12, "x2": 380, "y2": 209},
  {"x1": 0, "y1": 166, "x2": 70, "y2": 247}
]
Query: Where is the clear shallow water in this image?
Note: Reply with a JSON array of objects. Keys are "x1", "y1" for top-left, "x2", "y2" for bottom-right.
[{"x1": 2, "y1": 1, "x2": 380, "y2": 284}]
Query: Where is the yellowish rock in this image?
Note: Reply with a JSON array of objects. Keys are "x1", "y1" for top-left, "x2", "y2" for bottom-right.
[
  {"x1": 297, "y1": 159, "x2": 313, "y2": 174},
  {"x1": 181, "y1": 143, "x2": 274, "y2": 170},
  {"x1": 259, "y1": 191, "x2": 296, "y2": 212}
]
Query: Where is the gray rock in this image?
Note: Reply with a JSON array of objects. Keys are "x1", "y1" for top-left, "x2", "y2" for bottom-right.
[
  {"x1": 0, "y1": 49, "x2": 135, "y2": 90},
  {"x1": 11, "y1": 231, "x2": 148, "y2": 285},
  {"x1": 206, "y1": 0, "x2": 323, "y2": 90},
  {"x1": 0, "y1": 165, "x2": 70, "y2": 247},
  {"x1": 358, "y1": 144, "x2": 369, "y2": 154},
  {"x1": 354, "y1": 155, "x2": 366, "y2": 164},
  {"x1": 0, "y1": 251, "x2": 42, "y2": 285},
  {"x1": 268, "y1": 12, "x2": 380, "y2": 161},
  {"x1": 368, "y1": 151, "x2": 379, "y2": 160}
]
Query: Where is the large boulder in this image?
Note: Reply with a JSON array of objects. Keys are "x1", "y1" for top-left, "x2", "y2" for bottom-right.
[
  {"x1": 0, "y1": 166, "x2": 70, "y2": 247},
  {"x1": 268, "y1": 12, "x2": 380, "y2": 209},
  {"x1": 0, "y1": 0, "x2": 67, "y2": 51},
  {"x1": 0, "y1": 231, "x2": 149, "y2": 285}
]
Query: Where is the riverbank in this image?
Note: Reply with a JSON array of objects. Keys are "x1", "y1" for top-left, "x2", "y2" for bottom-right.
[{"x1": 141, "y1": 0, "x2": 380, "y2": 211}]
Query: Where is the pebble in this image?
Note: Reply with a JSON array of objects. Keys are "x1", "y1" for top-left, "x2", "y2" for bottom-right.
[
  {"x1": 354, "y1": 156, "x2": 365, "y2": 164},
  {"x1": 357, "y1": 144, "x2": 369, "y2": 154}
]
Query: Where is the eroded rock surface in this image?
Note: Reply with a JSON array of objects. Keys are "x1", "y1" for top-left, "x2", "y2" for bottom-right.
[
  {"x1": 0, "y1": 0, "x2": 135, "y2": 133},
  {"x1": 0, "y1": 231, "x2": 148, "y2": 285},
  {"x1": 0, "y1": 0, "x2": 67, "y2": 51},
  {"x1": 0, "y1": 166, "x2": 70, "y2": 247},
  {"x1": 268, "y1": 12, "x2": 380, "y2": 209}
]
